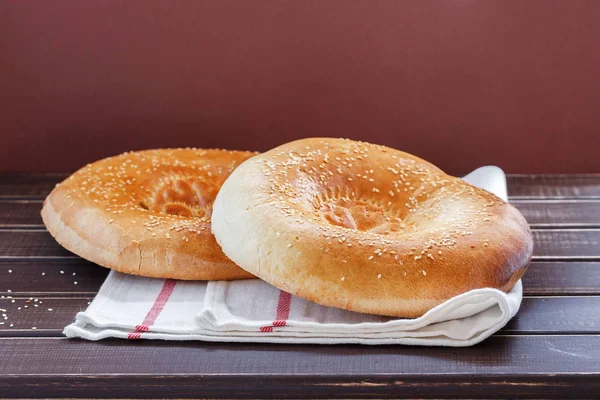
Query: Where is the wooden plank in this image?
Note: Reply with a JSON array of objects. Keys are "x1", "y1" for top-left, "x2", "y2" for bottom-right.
[
  {"x1": 502, "y1": 296, "x2": 600, "y2": 334},
  {"x1": 507, "y1": 174, "x2": 600, "y2": 199},
  {"x1": 4, "y1": 374, "x2": 597, "y2": 400},
  {"x1": 0, "y1": 296, "x2": 598, "y2": 337},
  {"x1": 513, "y1": 200, "x2": 600, "y2": 228},
  {"x1": 0, "y1": 336, "x2": 598, "y2": 398},
  {"x1": 533, "y1": 229, "x2": 600, "y2": 260},
  {"x1": 2, "y1": 229, "x2": 600, "y2": 260},
  {"x1": 3, "y1": 199, "x2": 600, "y2": 229},
  {"x1": 1, "y1": 261, "x2": 599, "y2": 298},
  {"x1": 523, "y1": 261, "x2": 600, "y2": 295},
  {"x1": 0, "y1": 230, "x2": 76, "y2": 258},
  {"x1": 0, "y1": 260, "x2": 108, "y2": 296},
  {"x1": 0, "y1": 173, "x2": 66, "y2": 199},
  {"x1": 1, "y1": 173, "x2": 600, "y2": 200},
  {"x1": 0, "y1": 200, "x2": 44, "y2": 228},
  {"x1": 0, "y1": 297, "x2": 91, "y2": 335}
]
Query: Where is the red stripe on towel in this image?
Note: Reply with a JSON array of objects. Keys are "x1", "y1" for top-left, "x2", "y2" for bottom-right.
[
  {"x1": 127, "y1": 279, "x2": 177, "y2": 339},
  {"x1": 259, "y1": 290, "x2": 292, "y2": 332},
  {"x1": 274, "y1": 291, "x2": 292, "y2": 325}
]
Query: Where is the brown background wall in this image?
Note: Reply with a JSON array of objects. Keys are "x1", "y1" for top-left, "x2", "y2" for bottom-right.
[{"x1": 1, "y1": 0, "x2": 599, "y2": 173}]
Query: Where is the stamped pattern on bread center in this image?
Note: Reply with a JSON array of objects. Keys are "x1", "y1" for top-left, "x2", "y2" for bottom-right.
[{"x1": 140, "y1": 173, "x2": 220, "y2": 218}]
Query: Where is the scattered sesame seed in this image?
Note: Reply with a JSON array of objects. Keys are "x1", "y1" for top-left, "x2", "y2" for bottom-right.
[
  {"x1": 287, "y1": 243, "x2": 293, "y2": 248},
  {"x1": 377, "y1": 274, "x2": 382, "y2": 279},
  {"x1": 341, "y1": 276, "x2": 345, "y2": 281}
]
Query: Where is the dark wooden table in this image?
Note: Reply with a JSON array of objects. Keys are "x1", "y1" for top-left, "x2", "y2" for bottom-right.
[{"x1": 1, "y1": 173, "x2": 600, "y2": 399}]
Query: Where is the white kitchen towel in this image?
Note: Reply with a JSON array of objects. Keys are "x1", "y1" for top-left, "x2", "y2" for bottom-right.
[{"x1": 64, "y1": 166, "x2": 523, "y2": 346}]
